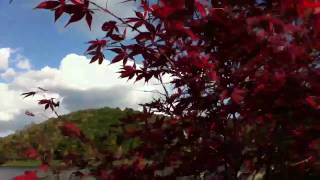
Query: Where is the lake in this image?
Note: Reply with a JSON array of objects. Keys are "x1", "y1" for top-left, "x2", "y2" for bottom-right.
[
  {"x1": 0, "y1": 167, "x2": 33, "y2": 180},
  {"x1": 0, "y1": 167, "x2": 84, "y2": 180}
]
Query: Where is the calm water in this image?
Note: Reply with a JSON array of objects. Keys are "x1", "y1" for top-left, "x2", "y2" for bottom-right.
[
  {"x1": 0, "y1": 168, "x2": 90, "y2": 180},
  {"x1": 0, "y1": 167, "x2": 33, "y2": 180}
]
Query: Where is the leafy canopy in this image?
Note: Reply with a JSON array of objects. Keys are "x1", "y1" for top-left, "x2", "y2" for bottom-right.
[{"x1": 16, "y1": 0, "x2": 320, "y2": 179}]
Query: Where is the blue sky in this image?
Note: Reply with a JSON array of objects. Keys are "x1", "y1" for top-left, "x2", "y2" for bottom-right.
[{"x1": 0, "y1": 0, "x2": 90, "y2": 68}]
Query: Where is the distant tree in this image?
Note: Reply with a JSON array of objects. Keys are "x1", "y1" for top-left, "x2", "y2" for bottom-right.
[
  {"x1": 18, "y1": 0, "x2": 320, "y2": 179},
  {"x1": 0, "y1": 146, "x2": 8, "y2": 164}
]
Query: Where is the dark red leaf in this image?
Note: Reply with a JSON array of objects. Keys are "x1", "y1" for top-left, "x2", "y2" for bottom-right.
[
  {"x1": 21, "y1": 92, "x2": 36, "y2": 98},
  {"x1": 86, "y1": 12, "x2": 93, "y2": 30},
  {"x1": 38, "y1": 99, "x2": 56, "y2": 111},
  {"x1": 111, "y1": 53, "x2": 126, "y2": 63},
  {"x1": 135, "y1": 11, "x2": 144, "y2": 19},
  {"x1": 88, "y1": 39, "x2": 107, "y2": 47},
  {"x1": 65, "y1": 12, "x2": 85, "y2": 27},
  {"x1": 71, "y1": 0, "x2": 84, "y2": 5},
  {"x1": 231, "y1": 88, "x2": 246, "y2": 104},
  {"x1": 90, "y1": 55, "x2": 99, "y2": 64},
  {"x1": 135, "y1": 32, "x2": 152, "y2": 42},
  {"x1": 306, "y1": 96, "x2": 320, "y2": 109},
  {"x1": 25, "y1": 110, "x2": 35, "y2": 117},
  {"x1": 38, "y1": 87, "x2": 48, "y2": 92},
  {"x1": 14, "y1": 171, "x2": 39, "y2": 180},
  {"x1": 120, "y1": 66, "x2": 136, "y2": 79},
  {"x1": 38, "y1": 163, "x2": 49, "y2": 172},
  {"x1": 110, "y1": 34, "x2": 124, "y2": 41},
  {"x1": 60, "y1": 121, "x2": 83, "y2": 139},
  {"x1": 109, "y1": 48, "x2": 123, "y2": 54},
  {"x1": 102, "y1": 21, "x2": 118, "y2": 35},
  {"x1": 133, "y1": 20, "x2": 144, "y2": 29},
  {"x1": 195, "y1": 1, "x2": 206, "y2": 16},
  {"x1": 35, "y1": 1, "x2": 60, "y2": 9},
  {"x1": 145, "y1": 22, "x2": 156, "y2": 33},
  {"x1": 125, "y1": 17, "x2": 141, "y2": 23},
  {"x1": 24, "y1": 148, "x2": 39, "y2": 159},
  {"x1": 303, "y1": 0, "x2": 320, "y2": 8},
  {"x1": 54, "y1": 7, "x2": 64, "y2": 21}
]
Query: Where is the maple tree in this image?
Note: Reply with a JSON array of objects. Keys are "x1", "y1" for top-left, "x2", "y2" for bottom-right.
[{"x1": 16, "y1": 0, "x2": 320, "y2": 179}]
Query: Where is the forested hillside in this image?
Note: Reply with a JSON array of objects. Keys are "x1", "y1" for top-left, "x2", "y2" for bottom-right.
[{"x1": 0, "y1": 107, "x2": 140, "y2": 165}]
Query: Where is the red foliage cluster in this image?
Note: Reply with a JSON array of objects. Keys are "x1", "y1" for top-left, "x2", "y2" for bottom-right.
[
  {"x1": 13, "y1": 171, "x2": 38, "y2": 180},
  {"x1": 60, "y1": 121, "x2": 88, "y2": 142},
  {"x1": 35, "y1": 0, "x2": 93, "y2": 28},
  {"x1": 19, "y1": 0, "x2": 320, "y2": 179}
]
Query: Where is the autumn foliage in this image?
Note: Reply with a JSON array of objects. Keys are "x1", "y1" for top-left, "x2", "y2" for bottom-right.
[{"x1": 17, "y1": 0, "x2": 320, "y2": 179}]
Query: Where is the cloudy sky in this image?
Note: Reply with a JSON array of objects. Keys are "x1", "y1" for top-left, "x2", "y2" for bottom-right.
[{"x1": 0, "y1": 0, "x2": 164, "y2": 136}]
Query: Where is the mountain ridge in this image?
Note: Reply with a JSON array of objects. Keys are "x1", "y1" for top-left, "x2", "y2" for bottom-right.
[{"x1": 0, "y1": 107, "x2": 139, "y2": 165}]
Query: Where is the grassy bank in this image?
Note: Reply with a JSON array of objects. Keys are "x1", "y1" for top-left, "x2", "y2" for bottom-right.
[
  {"x1": 1, "y1": 160, "x2": 62, "y2": 168},
  {"x1": 1, "y1": 160, "x2": 41, "y2": 167}
]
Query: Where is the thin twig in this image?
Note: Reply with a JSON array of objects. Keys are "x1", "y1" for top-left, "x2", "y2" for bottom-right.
[
  {"x1": 133, "y1": 89, "x2": 166, "y2": 96},
  {"x1": 90, "y1": 1, "x2": 142, "y2": 33},
  {"x1": 159, "y1": 75, "x2": 170, "y2": 98},
  {"x1": 289, "y1": 156, "x2": 313, "y2": 167}
]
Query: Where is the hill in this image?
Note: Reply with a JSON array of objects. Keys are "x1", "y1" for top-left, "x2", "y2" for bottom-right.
[{"x1": 0, "y1": 107, "x2": 140, "y2": 166}]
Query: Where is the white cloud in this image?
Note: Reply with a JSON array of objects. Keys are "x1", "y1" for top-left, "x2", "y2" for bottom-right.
[
  {"x1": 16, "y1": 56, "x2": 31, "y2": 70},
  {"x1": 12, "y1": 54, "x2": 154, "y2": 90},
  {"x1": 0, "y1": 53, "x2": 170, "y2": 136},
  {"x1": 0, "y1": 48, "x2": 11, "y2": 70},
  {"x1": 1, "y1": 68, "x2": 16, "y2": 80},
  {"x1": 0, "y1": 83, "x2": 29, "y2": 121}
]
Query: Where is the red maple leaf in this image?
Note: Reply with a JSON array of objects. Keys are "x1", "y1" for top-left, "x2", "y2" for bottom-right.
[
  {"x1": 25, "y1": 110, "x2": 35, "y2": 117},
  {"x1": 21, "y1": 91, "x2": 36, "y2": 98},
  {"x1": 24, "y1": 148, "x2": 39, "y2": 159},
  {"x1": 306, "y1": 96, "x2": 320, "y2": 109},
  {"x1": 231, "y1": 88, "x2": 246, "y2": 104},
  {"x1": 60, "y1": 121, "x2": 84, "y2": 139},
  {"x1": 13, "y1": 171, "x2": 39, "y2": 180},
  {"x1": 38, "y1": 163, "x2": 49, "y2": 172}
]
